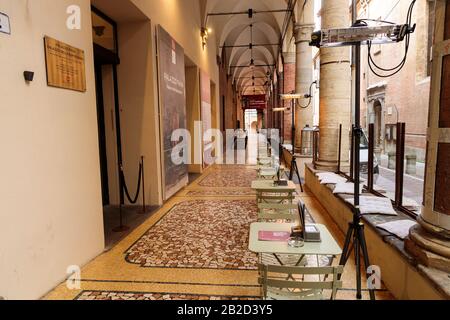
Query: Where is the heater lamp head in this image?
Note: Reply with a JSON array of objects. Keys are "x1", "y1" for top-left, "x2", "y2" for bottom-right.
[{"x1": 310, "y1": 24, "x2": 415, "y2": 48}]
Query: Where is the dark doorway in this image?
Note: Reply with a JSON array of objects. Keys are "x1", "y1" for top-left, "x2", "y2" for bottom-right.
[
  {"x1": 92, "y1": 6, "x2": 121, "y2": 207},
  {"x1": 91, "y1": 6, "x2": 160, "y2": 249},
  {"x1": 94, "y1": 62, "x2": 110, "y2": 205}
]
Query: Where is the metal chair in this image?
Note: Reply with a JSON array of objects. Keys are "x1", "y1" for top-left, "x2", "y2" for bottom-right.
[
  {"x1": 258, "y1": 203, "x2": 298, "y2": 222},
  {"x1": 259, "y1": 264, "x2": 344, "y2": 300}
]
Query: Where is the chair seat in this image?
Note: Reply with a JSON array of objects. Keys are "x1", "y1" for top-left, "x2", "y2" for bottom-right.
[
  {"x1": 265, "y1": 288, "x2": 324, "y2": 300},
  {"x1": 261, "y1": 253, "x2": 307, "y2": 266}
]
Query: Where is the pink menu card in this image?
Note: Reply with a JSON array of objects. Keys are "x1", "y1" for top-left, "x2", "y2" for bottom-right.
[{"x1": 258, "y1": 231, "x2": 291, "y2": 242}]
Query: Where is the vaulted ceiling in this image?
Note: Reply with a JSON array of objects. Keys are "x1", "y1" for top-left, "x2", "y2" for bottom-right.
[{"x1": 202, "y1": 0, "x2": 298, "y2": 96}]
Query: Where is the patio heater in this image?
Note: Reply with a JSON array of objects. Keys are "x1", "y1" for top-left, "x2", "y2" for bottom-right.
[
  {"x1": 310, "y1": 0, "x2": 416, "y2": 300},
  {"x1": 279, "y1": 82, "x2": 317, "y2": 192}
]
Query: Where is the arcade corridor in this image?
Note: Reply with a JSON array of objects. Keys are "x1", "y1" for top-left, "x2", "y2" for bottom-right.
[
  {"x1": 45, "y1": 138, "x2": 392, "y2": 300},
  {"x1": 0, "y1": 0, "x2": 449, "y2": 303}
]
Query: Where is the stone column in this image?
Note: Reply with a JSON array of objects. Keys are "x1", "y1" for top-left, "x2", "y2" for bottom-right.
[
  {"x1": 283, "y1": 52, "x2": 296, "y2": 144},
  {"x1": 406, "y1": 1, "x2": 450, "y2": 272},
  {"x1": 294, "y1": 0, "x2": 316, "y2": 152},
  {"x1": 315, "y1": 0, "x2": 352, "y2": 171}
]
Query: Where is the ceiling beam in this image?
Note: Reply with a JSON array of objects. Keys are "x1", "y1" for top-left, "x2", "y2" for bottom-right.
[{"x1": 220, "y1": 43, "x2": 279, "y2": 49}]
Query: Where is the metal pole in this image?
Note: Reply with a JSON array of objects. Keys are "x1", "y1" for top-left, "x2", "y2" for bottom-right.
[
  {"x1": 113, "y1": 165, "x2": 130, "y2": 232},
  {"x1": 350, "y1": 126, "x2": 355, "y2": 180},
  {"x1": 339, "y1": 0, "x2": 375, "y2": 301},
  {"x1": 221, "y1": 44, "x2": 279, "y2": 49},
  {"x1": 354, "y1": 41, "x2": 361, "y2": 212},
  {"x1": 395, "y1": 123, "x2": 406, "y2": 207},
  {"x1": 368, "y1": 123, "x2": 375, "y2": 192},
  {"x1": 337, "y1": 124, "x2": 342, "y2": 174},
  {"x1": 292, "y1": 99, "x2": 296, "y2": 151},
  {"x1": 140, "y1": 156, "x2": 147, "y2": 214},
  {"x1": 207, "y1": 9, "x2": 291, "y2": 17}
]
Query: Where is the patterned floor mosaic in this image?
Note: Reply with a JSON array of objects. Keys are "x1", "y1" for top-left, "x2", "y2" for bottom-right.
[
  {"x1": 44, "y1": 156, "x2": 394, "y2": 301},
  {"x1": 76, "y1": 291, "x2": 258, "y2": 301},
  {"x1": 125, "y1": 200, "x2": 259, "y2": 270},
  {"x1": 198, "y1": 170, "x2": 257, "y2": 188},
  {"x1": 187, "y1": 189, "x2": 256, "y2": 196}
]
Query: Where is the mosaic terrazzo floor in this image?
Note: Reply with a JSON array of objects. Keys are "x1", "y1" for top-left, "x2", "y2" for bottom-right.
[
  {"x1": 198, "y1": 169, "x2": 257, "y2": 187},
  {"x1": 44, "y1": 158, "x2": 393, "y2": 301},
  {"x1": 186, "y1": 189, "x2": 256, "y2": 196},
  {"x1": 125, "y1": 200, "x2": 258, "y2": 270},
  {"x1": 76, "y1": 291, "x2": 258, "y2": 301}
]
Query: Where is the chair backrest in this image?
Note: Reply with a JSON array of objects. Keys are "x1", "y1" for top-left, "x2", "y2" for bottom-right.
[
  {"x1": 258, "y1": 203, "x2": 298, "y2": 221},
  {"x1": 259, "y1": 264, "x2": 344, "y2": 300},
  {"x1": 257, "y1": 193, "x2": 297, "y2": 204},
  {"x1": 298, "y1": 200, "x2": 306, "y2": 230}
]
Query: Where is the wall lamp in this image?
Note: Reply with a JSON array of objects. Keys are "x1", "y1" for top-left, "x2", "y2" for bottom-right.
[
  {"x1": 201, "y1": 27, "x2": 211, "y2": 49},
  {"x1": 279, "y1": 80, "x2": 319, "y2": 109}
]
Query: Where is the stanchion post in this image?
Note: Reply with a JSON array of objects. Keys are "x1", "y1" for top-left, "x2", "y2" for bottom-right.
[
  {"x1": 140, "y1": 156, "x2": 148, "y2": 214},
  {"x1": 113, "y1": 165, "x2": 130, "y2": 232}
]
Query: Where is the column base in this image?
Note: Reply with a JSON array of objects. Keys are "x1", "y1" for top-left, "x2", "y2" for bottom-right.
[
  {"x1": 314, "y1": 159, "x2": 349, "y2": 172},
  {"x1": 418, "y1": 215, "x2": 450, "y2": 240},
  {"x1": 405, "y1": 224, "x2": 450, "y2": 273}
]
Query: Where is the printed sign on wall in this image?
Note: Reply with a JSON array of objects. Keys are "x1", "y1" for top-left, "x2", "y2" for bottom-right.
[
  {"x1": 157, "y1": 26, "x2": 188, "y2": 200},
  {"x1": 200, "y1": 70, "x2": 213, "y2": 167},
  {"x1": 44, "y1": 36, "x2": 86, "y2": 92}
]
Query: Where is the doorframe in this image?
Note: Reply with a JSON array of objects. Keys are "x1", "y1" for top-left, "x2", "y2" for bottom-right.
[{"x1": 91, "y1": 6, "x2": 124, "y2": 206}]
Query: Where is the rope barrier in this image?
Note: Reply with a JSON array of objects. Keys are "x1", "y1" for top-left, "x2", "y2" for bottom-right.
[{"x1": 121, "y1": 162, "x2": 143, "y2": 204}]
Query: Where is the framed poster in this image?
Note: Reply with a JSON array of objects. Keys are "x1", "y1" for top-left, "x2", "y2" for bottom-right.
[
  {"x1": 157, "y1": 26, "x2": 188, "y2": 200},
  {"x1": 200, "y1": 70, "x2": 213, "y2": 167},
  {"x1": 44, "y1": 36, "x2": 86, "y2": 92}
]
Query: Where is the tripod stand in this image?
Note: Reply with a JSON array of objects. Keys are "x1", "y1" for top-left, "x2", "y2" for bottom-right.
[
  {"x1": 288, "y1": 153, "x2": 304, "y2": 193},
  {"x1": 338, "y1": 127, "x2": 375, "y2": 300},
  {"x1": 338, "y1": 42, "x2": 375, "y2": 301},
  {"x1": 288, "y1": 99, "x2": 304, "y2": 193}
]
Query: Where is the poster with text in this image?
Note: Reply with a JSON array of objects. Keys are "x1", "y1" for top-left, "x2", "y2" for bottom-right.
[
  {"x1": 157, "y1": 26, "x2": 188, "y2": 200},
  {"x1": 200, "y1": 70, "x2": 213, "y2": 167}
]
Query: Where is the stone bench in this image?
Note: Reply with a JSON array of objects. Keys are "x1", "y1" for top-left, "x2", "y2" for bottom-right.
[{"x1": 305, "y1": 163, "x2": 449, "y2": 300}]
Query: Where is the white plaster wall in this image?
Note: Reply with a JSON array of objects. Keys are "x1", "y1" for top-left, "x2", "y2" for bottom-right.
[
  {"x1": 130, "y1": 0, "x2": 221, "y2": 138},
  {"x1": 0, "y1": 0, "x2": 104, "y2": 299},
  {"x1": 0, "y1": 0, "x2": 223, "y2": 300}
]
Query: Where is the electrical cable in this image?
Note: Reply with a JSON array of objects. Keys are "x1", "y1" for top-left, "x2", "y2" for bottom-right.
[
  {"x1": 294, "y1": 81, "x2": 317, "y2": 109},
  {"x1": 366, "y1": 0, "x2": 416, "y2": 78}
]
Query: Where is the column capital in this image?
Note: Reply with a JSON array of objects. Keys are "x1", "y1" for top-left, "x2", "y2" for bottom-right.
[
  {"x1": 294, "y1": 23, "x2": 315, "y2": 42},
  {"x1": 282, "y1": 52, "x2": 296, "y2": 64}
]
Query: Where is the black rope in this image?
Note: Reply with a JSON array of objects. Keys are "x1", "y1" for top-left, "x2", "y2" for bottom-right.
[{"x1": 121, "y1": 162, "x2": 143, "y2": 204}]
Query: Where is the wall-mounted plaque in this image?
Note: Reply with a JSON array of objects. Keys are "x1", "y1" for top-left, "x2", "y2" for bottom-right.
[{"x1": 44, "y1": 36, "x2": 86, "y2": 92}]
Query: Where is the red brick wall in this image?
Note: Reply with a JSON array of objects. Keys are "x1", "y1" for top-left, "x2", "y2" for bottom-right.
[
  {"x1": 283, "y1": 63, "x2": 296, "y2": 143},
  {"x1": 359, "y1": 0, "x2": 432, "y2": 161}
]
